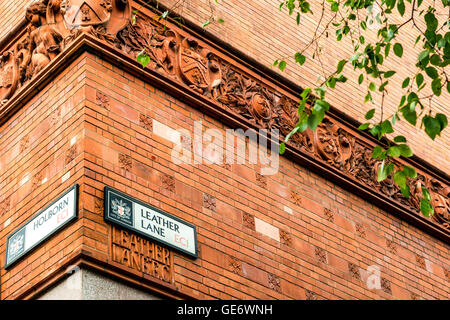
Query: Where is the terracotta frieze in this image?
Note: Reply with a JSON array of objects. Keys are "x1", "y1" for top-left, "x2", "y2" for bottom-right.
[{"x1": 0, "y1": 0, "x2": 448, "y2": 240}]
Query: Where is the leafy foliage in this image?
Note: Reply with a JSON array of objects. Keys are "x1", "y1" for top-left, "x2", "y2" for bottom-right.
[
  {"x1": 134, "y1": 0, "x2": 448, "y2": 218},
  {"x1": 278, "y1": 0, "x2": 449, "y2": 217}
]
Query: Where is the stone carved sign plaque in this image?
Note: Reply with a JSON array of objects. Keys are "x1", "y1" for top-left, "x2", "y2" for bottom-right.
[
  {"x1": 104, "y1": 186, "x2": 198, "y2": 258},
  {"x1": 4, "y1": 185, "x2": 78, "y2": 269},
  {"x1": 111, "y1": 226, "x2": 174, "y2": 284}
]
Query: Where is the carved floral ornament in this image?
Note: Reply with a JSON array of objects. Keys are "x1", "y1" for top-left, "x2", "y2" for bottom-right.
[{"x1": 0, "y1": 0, "x2": 449, "y2": 233}]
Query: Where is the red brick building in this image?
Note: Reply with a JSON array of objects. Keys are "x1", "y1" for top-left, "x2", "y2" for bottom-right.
[{"x1": 0, "y1": 0, "x2": 448, "y2": 300}]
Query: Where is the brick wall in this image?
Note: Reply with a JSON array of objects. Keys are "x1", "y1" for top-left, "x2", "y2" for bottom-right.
[
  {"x1": 1, "y1": 52, "x2": 448, "y2": 299},
  {"x1": 0, "y1": 0, "x2": 34, "y2": 40},
  {"x1": 0, "y1": 53, "x2": 87, "y2": 298},
  {"x1": 155, "y1": 0, "x2": 450, "y2": 174}
]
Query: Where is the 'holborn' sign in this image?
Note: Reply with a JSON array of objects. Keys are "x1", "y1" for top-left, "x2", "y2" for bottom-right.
[
  {"x1": 104, "y1": 187, "x2": 198, "y2": 258},
  {"x1": 5, "y1": 185, "x2": 79, "y2": 269}
]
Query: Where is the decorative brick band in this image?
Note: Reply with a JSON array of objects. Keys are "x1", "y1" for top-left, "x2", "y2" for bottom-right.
[{"x1": 0, "y1": 0, "x2": 448, "y2": 242}]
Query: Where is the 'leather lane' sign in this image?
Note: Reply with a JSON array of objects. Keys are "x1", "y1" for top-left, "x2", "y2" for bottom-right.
[{"x1": 104, "y1": 187, "x2": 197, "y2": 258}]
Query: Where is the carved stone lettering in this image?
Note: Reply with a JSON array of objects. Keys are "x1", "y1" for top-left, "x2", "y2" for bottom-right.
[{"x1": 111, "y1": 226, "x2": 173, "y2": 283}]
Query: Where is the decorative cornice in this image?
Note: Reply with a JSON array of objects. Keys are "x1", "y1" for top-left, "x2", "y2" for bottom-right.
[{"x1": 0, "y1": 0, "x2": 448, "y2": 242}]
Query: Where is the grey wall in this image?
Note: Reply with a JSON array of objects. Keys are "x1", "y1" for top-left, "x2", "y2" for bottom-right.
[{"x1": 37, "y1": 267, "x2": 163, "y2": 300}]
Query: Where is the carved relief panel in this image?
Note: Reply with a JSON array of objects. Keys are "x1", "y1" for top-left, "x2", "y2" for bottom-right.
[{"x1": 0, "y1": 0, "x2": 131, "y2": 93}]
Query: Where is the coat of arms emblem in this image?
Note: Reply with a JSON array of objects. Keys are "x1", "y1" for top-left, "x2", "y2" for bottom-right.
[
  {"x1": 0, "y1": 51, "x2": 19, "y2": 104},
  {"x1": 9, "y1": 232, "x2": 25, "y2": 257},
  {"x1": 58, "y1": 0, "x2": 131, "y2": 37},
  {"x1": 63, "y1": 0, "x2": 113, "y2": 28},
  {"x1": 178, "y1": 38, "x2": 222, "y2": 96},
  {"x1": 111, "y1": 197, "x2": 132, "y2": 222}
]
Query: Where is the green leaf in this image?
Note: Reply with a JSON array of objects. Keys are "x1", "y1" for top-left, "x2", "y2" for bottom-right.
[
  {"x1": 398, "y1": 144, "x2": 413, "y2": 157},
  {"x1": 358, "y1": 74, "x2": 364, "y2": 84},
  {"x1": 424, "y1": 12, "x2": 438, "y2": 32},
  {"x1": 360, "y1": 21, "x2": 367, "y2": 30},
  {"x1": 314, "y1": 100, "x2": 330, "y2": 113},
  {"x1": 280, "y1": 142, "x2": 286, "y2": 155},
  {"x1": 402, "y1": 77, "x2": 410, "y2": 88},
  {"x1": 300, "y1": 88, "x2": 312, "y2": 99},
  {"x1": 431, "y1": 78, "x2": 442, "y2": 96},
  {"x1": 377, "y1": 160, "x2": 388, "y2": 181},
  {"x1": 430, "y1": 54, "x2": 441, "y2": 66},
  {"x1": 385, "y1": 43, "x2": 391, "y2": 57},
  {"x1": 338, "y1": 76, "x2": 348, "y2": 84},
  {"x1": 325, "y1": 77, "x2": 337, "y2": 89},
  {"x1": 397, "y1": 0, "x2": 405, "y2": 16},
  {"x1": 279, "y1": 60, "x2": 287, "y2": 72},
  {"x1": 418, "y1": 50, "x2": 429, "y2": 66},
  {"x1": 403, "y1": 165, "x2": 417, "y2": 178},
  {"x1": 369, "y1": 82, "x2": 376, "y2": 91},
  {"x1": 393, "y1": 43, "x2": 403, "y2": 57},
  {"x1": 425, "y1": 67, "x2": 438, "y2": 79},
  {"x1": 422, "y1": 186, "x2": 431, "y2": 202},
  {"x1": 386, "y1": 0, "x2": 397, "y2": 9},
  {"x1": 420, "y1": 199, "x2": 433, "y2": 217},
  {"x1": 384, "y1": 71, "x2": 396, "y2": 78},
  {"x1": 295, "y1": 53, "x2": 306, "y2": 65},
  {"x1": 297, "y1": 119, "x2": 308, "y2": 132},
  {"x1": 331, "y1": 1, "x2": 339, "y2": 12},
  {"x1": 358, "y1": 123, "x2": 370, "y2": 130},
  {"x1": 379, "y1": 81, "x2": 389, "y2": 92},
  {"x1": 315, "y1": 86, "x2": 326, "y2": 99},
  {"x1": 415, "y1": 35, "x2": 421, "y2": 45},
  {"x1": 394, "y1": 136, "x2": 407, "y2": 143},
  {"x1": 307, "y1": 112, "x2": 325, "y2": 131},
  {"x1": 423, "y1": 115, "x2": 441, "y2": 139},
  {"x1": 349, "y1": 53, "x2": 360, "y2": 62},
  {"x1": 436, "y1": 113, "x2": 448, "y2": 132},
  {"x1": 400, "y1": 185, "x2": 410, "y2": 198},
  {"x1": 372, "y1": 146, "x2": 384, "y2": 159},
  {"x1": 369, "y1": 125, "x2": 381, "y2": 139},
  {"x1": 388, "y1": 146, "x2": 401, "y2": 157},
  {"x1": 416, "y1": 73, "x2": 424, "y2": 87},
  {"x1": 420, "y1": 186, "x2": 434, "y2": 217},
  {"x1": 202, "y1": 20, "x2": 211, "y2": 28},
  {"x1": 136, "y1": 51, "x2": 151, "y2": 68},
  {"x1": 393, "y1": 170, "x2": 407, "y2": 188},
  {"x1": 392, "y1": 112, "x2": 398, "y2": 125},
  {"x1": 381, "y1": 120, "x2": 394, "y2": 134},
  {"x1": 386, "y1": 163, "x2": 395, "y2": 176},
  {"x1": 365, "y1": 109, "x2": 376, "y2": 120},
  {"x1": 337, "y1": 59, "x2": 347, "y2": 73},
  {"x1": 401, "y1": 107, "x2": 417, "y2": 126}
]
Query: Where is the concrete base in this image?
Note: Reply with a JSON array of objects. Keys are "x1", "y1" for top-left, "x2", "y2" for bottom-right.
[{"x1": 37, "y1": 267, "x2": 162, "y2": 300}]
